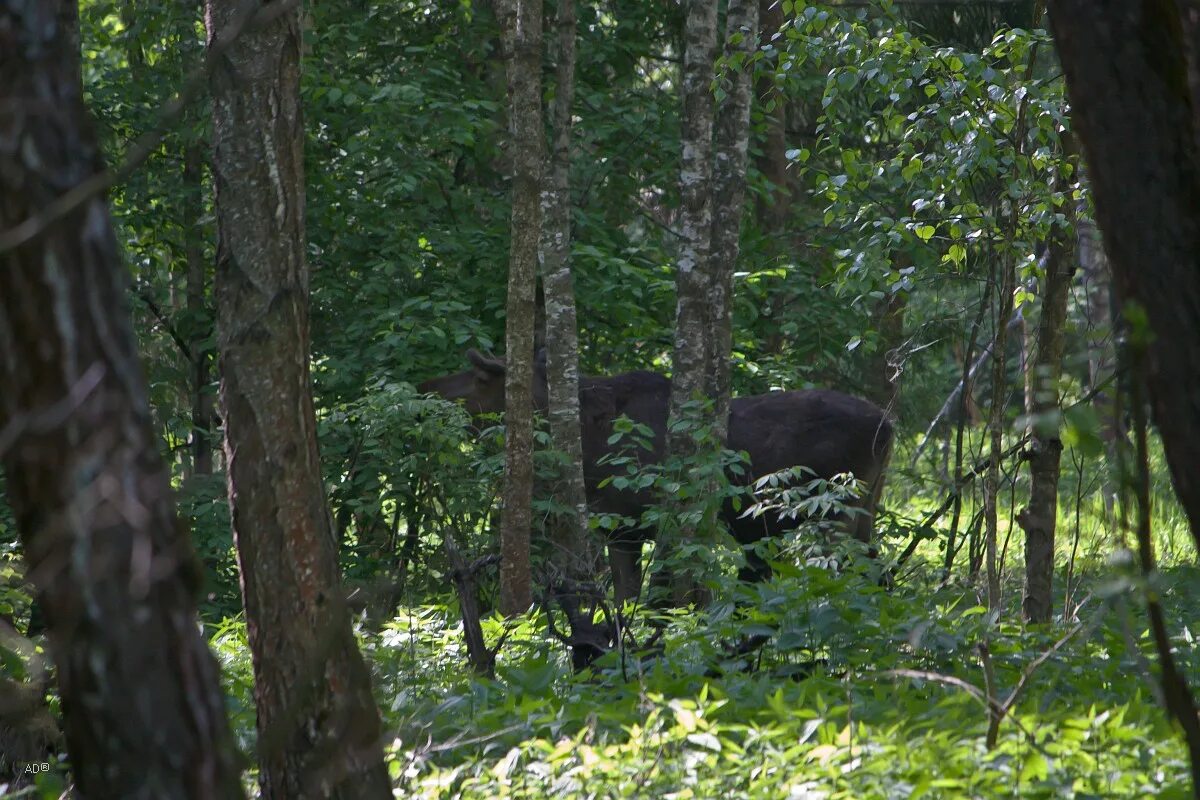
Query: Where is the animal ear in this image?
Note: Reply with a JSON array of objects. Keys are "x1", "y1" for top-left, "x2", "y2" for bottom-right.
[{"x1": 467, "y1": 348, "x2": 506, "y2": 376}]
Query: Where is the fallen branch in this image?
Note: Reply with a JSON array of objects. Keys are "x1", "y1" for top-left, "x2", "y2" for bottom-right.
[{"x1": 442, "y1": 532, "x2": 501, "y2": 676}]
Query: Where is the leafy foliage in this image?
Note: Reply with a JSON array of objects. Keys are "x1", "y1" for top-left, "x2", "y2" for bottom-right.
[
  {"x1": 322, "y1": 562, "x2": 1198, "y2": 798},
  {"x1": 1, "y1": 0, "x2": 1196, "y2": 796}
]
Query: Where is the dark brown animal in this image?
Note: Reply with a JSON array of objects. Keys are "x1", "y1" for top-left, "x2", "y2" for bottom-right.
[{"x1": 418, "y1": 350, "x2": 893, "y2": 602}]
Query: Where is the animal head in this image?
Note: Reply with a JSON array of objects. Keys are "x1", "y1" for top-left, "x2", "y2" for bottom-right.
[{"x1": 418, "y1": 349, "x2": 548, "y2": 416}]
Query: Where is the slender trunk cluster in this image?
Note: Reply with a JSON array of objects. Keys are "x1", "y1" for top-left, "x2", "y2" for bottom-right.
[
  {"x1": 496, "y1": 0, "x2": 545, "y2": 615},
  {"x1": 205, "y1": 1, "x2": 390, "y2": 795},
  {"x1": 0, "y1": 2, "x2": 244, "y2": 794}
]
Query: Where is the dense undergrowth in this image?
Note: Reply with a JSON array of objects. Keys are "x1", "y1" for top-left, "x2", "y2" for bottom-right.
[
  {"x1": 4, "y1": 430, "x2": 1196, "y2": 799},
  {"x1": 207, "y1": 553, "x2": 1198, "y2": 798},
  {"x1": 198, "y1": 435, "x2": 1197, "y2": 800}
]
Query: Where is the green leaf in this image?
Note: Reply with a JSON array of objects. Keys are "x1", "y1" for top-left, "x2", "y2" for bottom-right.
[
  {"x1": 1019, "y1": 750, "x2": 1050, "y2": 782},
  {"x1": 901, "y1": 157, "x2": 923, "y2": 181}
]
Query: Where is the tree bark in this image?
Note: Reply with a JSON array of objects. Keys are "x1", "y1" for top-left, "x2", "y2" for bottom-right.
[
  {"x1": 539, "y1": 0, "x2": 594, "y2": 585},
  {"x1": 983, "y1": 253, "x2": 1014, "y2": 611},
  {"x1": 1018, "y1": 214, "x2": 1075, "y2": 623},
  {"x1": 666, "y1": 0, "x2": 719, "y2": 605},
  {"x1": 754, "y1": 0, "x2": 790, "y2": 232},
  {"x1": 1077, "y1": 214, "x2": 1122, "y2": 520},
  {"x1": 866, "y1": 253, "x2": 911, "y2": 410},
  {"x1": 496, "y1": 0, "x2": 543, "y2": 615},
  {"x1": 183, "y1": 137, "x2": 213, "y2": 478},
  {"x1": 205, "y1": 1, "x2": 390, "y2": 797},
  {"x1": 669, "y1": 0, "x2": 719, "y2": 452},
  {"x1": 708, "y1": 0, "x2": 759, "y2": 439},
  {"x1": 1129, "y1": 342, "x2": 1200, "y2": 796},
  {"x1": 1046, "y1": 1, "x2": 1200, "y2": 555},
  {"x1": 0, "y1": 3, "x2": 244, "y2": 795}
]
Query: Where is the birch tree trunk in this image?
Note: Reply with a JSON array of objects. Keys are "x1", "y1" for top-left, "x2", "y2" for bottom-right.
[
  {"x1": 497, "y1": 0, "x2": 544, "y2": 615},
  {"x1": 1077, "y1": 214, "x2": 1121, "y2": 521},
  {"x1": 0, "y1": 3, "x2": 244, "y2": 795},
  {"x1": 708, "y1": 0, "x2": 759, "y2": 439},
  {"x1": 668, "y1": 0, "x2": 719, "y2": 452},
  {"x1": 665, "y1": 0, "x2": 719, "y2": 605},
  {"x1": 539, "y1": 0, "x2": 594, "y2": 585},
  {"x1": 205, "y1": 1, "x2": 390, "y2": 796}
]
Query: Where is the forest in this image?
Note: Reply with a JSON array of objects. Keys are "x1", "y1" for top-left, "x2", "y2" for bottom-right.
[{"x1": 3, "y1": 0, "x2": 1200, "y2": 797}]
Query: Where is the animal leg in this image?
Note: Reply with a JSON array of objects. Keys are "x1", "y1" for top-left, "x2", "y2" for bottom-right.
[{"x1": 608, "y1": 536, "x2": 644, "y2": 604}]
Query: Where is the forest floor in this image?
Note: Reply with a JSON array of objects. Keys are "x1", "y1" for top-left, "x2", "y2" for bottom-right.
[{"x1": 205, "y1": 474, "x2": 1197, "y2": 799}]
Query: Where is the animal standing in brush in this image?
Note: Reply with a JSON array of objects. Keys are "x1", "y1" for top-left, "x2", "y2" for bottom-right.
[{"x1": 419, "y1": 350, "x2": 893, "y2": 601}]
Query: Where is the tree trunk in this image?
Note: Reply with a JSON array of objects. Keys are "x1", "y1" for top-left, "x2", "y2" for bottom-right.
[
  {"x1": 183, "y1": 138, "x2": 213, "y2": 478},
  {"x1": 983, "y1": 254, "x2": 1014, "y2": 612},
  {"x1": 497, "y1": 0, "x2": 544, "y2": 615},
  {"x1": 866, "y1": 253, "x2": 911, "y2": 410},
  {"x1": 1018, "y1": 215, "x2": 1075, "y2": 623},
  {"x1": 539, "y1": 0, "x2": 594, "y2": 585},
  {"x1": 1049, "y1": 7, "x2": 1200, "y2": 787},
  {"x1": 708, "y1": 0, "x2": 759, "y2": 439},
  {"x1": 1046, "y1": 1, "x2": 1200, "y2": 555},
  {"x1": 754, "y1": 0, "x2": 790, "y2": 233},
  {"x1": 1077, "y1": 214, "x2": 1122, "y2": 520},
  {"x1": 666, "y1": 0, "x2": 719, "y2": 605},
  {"x1": 0, "y1": 3, "x2": 244, "y2": 795},
  {"x1": 669, "y1": 0, "x2": 719, "y2": 449},
  {"x1": 205, "y1": 2, "x2": 390, "y2": 797}
]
